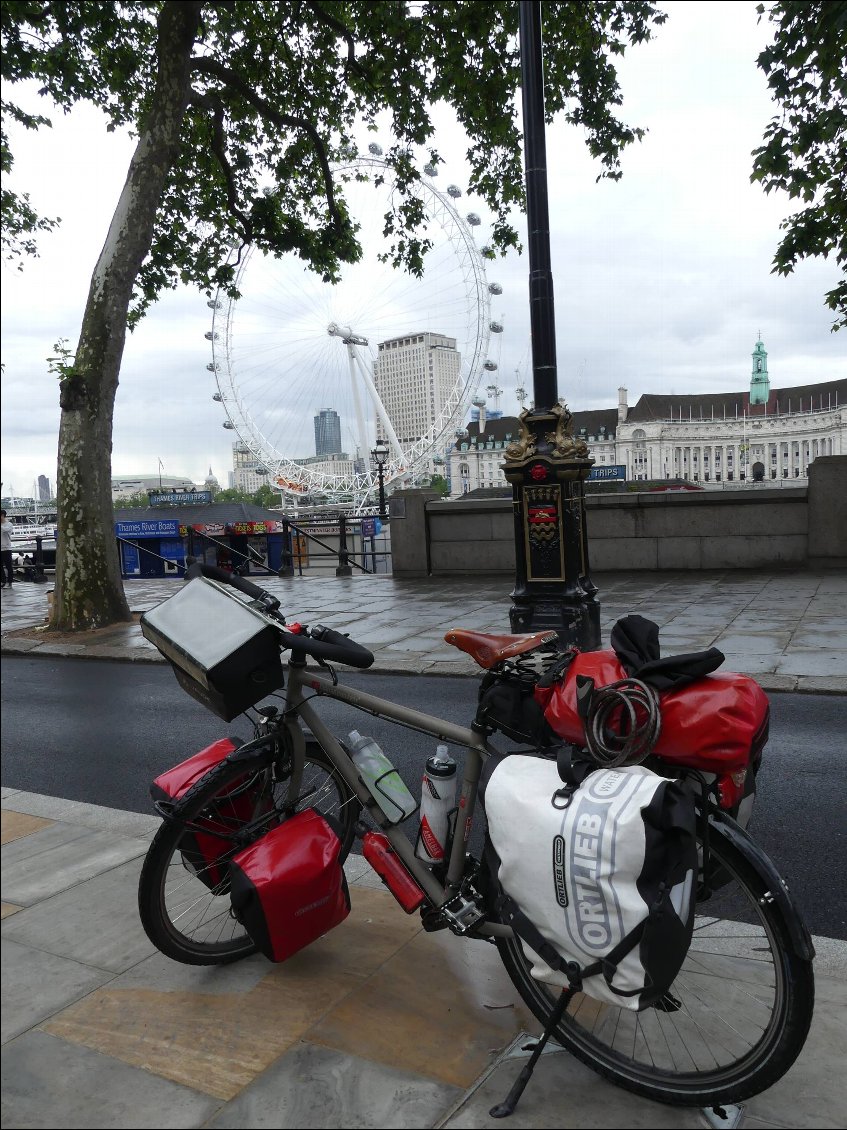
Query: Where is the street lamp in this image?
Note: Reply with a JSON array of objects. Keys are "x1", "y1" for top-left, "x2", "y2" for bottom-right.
[
  {"x1": 372, "y1": 438, "x2": 389, "y2": 519},
  {"x1": 501, "y1": 2, "x2": 600, "y2": 649}
]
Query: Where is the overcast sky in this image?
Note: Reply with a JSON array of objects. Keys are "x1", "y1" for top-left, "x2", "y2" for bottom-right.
[{"x1": 1, "y1": 0, "x2": 843, "y2": 498}]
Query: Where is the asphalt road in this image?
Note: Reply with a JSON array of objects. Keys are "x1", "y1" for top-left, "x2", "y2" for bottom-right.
[{"x1": 2, "y1": 654, "x2": 845, "y2": 939}]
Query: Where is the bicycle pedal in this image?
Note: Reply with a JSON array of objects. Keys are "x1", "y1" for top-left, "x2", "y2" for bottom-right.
[{"x1": 440, "y1": 891, "x2": 486, "y2": 934}]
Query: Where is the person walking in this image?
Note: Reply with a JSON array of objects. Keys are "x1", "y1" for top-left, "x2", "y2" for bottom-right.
[{"x1": 0, "y1": 510, "x2": 14, "y2": 588}]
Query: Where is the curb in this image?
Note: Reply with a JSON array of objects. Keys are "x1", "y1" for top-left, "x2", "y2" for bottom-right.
[{"x1": 3, "y1": 637, "x2": 846, "y2": 693}]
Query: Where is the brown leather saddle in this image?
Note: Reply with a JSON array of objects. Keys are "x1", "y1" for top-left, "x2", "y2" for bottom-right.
[{"x1": 444, "y1": 628, "x2": 558, "y2": 669}]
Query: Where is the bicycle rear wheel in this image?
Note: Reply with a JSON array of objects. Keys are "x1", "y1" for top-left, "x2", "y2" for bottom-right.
[
  {"x1": 138, "y1": 743, "x2": 359, "y2": 965},
  {"x1": 495, "y1": 818, "x2": 814, "y2": 1107}
]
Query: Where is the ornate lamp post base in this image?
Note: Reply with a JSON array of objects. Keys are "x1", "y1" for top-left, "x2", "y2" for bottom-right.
[{"x1": 504, "y1": 404, "x2": 600, "y2": 650}]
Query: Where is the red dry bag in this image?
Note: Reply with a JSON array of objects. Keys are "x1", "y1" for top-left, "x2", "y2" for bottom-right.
[
  {"x1": 150, "y1": 737, "x2": 271, "y2": 891},
  {"x1": 536, "y1": 651, "x2": 769, "y2": 808},
  {"x1": 228, "y1": 809, "x2": 351, "y2": 962}
]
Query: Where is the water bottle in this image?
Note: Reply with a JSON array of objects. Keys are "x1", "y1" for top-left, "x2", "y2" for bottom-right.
[
  {"x1": 347, "y1": 730, "x2": 416, "y2": 823},
  {"x1": 415, "y1": 745, "x2": 457, "y2": 864},
  {"x1": 362, "y1": 831, "x2": 425, "y2": 913}
]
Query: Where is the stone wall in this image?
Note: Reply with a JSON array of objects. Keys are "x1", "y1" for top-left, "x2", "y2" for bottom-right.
[
  {"x1": 390, "y1": 457, "x2": 847, "y2": 576},
  {"x1": 807, "y1": 455, "x2": 847, "y2": 567}
]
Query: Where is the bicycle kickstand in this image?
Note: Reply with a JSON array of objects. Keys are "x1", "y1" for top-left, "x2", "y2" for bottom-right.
[{"x1": 489, "y1": 986, "x2": 575, "y2": 1118}]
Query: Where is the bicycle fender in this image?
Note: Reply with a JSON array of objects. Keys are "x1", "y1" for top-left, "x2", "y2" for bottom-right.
[
  {"x1": 225, "y1": 724, "x2": 312, "y2": 766},
  {"x1": 226, "y1": 735, "x2": 278, "y2": 765},
  {"x1": 710, "y1": 810, "x2": 816, "y2": 963}
]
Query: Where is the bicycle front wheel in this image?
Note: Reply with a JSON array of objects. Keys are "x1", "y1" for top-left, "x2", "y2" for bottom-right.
[
  {"x1": 496, "y1": 819, "x2": 814, "y2": 1107},
  {"x1": 138, "y1": 744, "x2": 359, "y2": 965}
]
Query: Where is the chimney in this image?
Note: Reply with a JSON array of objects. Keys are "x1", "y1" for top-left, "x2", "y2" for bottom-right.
[{"x1": 618, "y1": 386, "x2": 628, "y2": 424}]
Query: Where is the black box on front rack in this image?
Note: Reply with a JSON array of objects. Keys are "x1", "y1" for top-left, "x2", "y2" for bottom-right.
[{"x1": 140, "y1": 576, "x2": 285, "y2": 721}]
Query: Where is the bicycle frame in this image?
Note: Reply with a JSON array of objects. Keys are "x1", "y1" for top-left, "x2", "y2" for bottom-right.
[{"x1": 282, "y1": 657, "x2": 513, "y2": 938}]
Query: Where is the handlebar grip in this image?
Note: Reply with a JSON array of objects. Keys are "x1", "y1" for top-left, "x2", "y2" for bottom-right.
[
  {"x1": 184, "y1": 561, "x2": 269, "y2": 603},
  {"x1": 282, "y1": 624, "x2": 375, "y2": 669}
]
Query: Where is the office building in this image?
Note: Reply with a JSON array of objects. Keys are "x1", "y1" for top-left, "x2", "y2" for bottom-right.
[
  {"x1": 314, "y1": 409, "x2": 342, "y2": 457},
  {"x1": 373, "y1": 333, "x2": 461, "y2": 446}
]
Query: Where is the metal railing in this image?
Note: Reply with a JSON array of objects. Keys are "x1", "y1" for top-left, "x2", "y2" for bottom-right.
[
  {"x1": 115, "y1": 514, "x2": 391, "y2": 580},
  {"x1": 11, "y1": 535, "x2": 51, "y2": 583},
  {"x1": 279, "y1": 514, "x2": 391, "y2": 577}
]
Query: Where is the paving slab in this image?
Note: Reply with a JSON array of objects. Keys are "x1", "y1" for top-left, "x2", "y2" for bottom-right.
[
  {"x1": 1, "y1": 791, "x2": 160, "y2": 838},
  {"x1": 1, "y1": 823, "x2": 150, "y2": 905},
  {"x1": 776, "y1": 651, "x2": 847, "y2": 677},
  {"x1": 205, "y1": 1041, "x2": 463, "y2": 1129},
  {"x1": 1, "y1": 1029, "x2": 221, "y2": 1129},
  {"x1": 1, "y1": 856, "x2": 156, "y2": 973},
  {"x1": 1, "y1": 939, "x2": 114, "y2": 1043}
]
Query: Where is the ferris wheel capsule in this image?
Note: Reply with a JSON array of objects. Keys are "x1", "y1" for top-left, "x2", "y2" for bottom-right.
[
  {"x1": 466, "y1": 213, "x2": 481, "y2": 226},
  {"x1": 447, "y1": 184, "x2": 462, "y2": 198},
  {"x1": 212, "y1": 392, "x2": 222, "y2": 402},
  {"x1": 490, "y1": 321, "x2": 504, "y2": 333},
  {"x1": 488, "y1": 283, "x2": 502, "y2": 295},
  {"x1": 223, "y1": 421, "x2": 235, "y2": 429},
  {"x1": 368, "y1": 142, "x2": 383, "y2": 156},
  {"x1": 423, "y1": 163, "x2": 438, "y2": 176},
  {"x1": 206, "y1": 362, "x2": 219, "y2": 372},
  {"x1": 205, "y1": 331, "x2": 218, "y2": 341},
  {"x1": 207, "y1": 299, "x2": 221, "y2": 309},
  {"x1": 484, "y1": 360, "x2": 498, "y2": 371}
]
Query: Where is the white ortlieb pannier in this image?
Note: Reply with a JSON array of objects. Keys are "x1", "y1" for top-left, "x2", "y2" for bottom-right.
[
  {"x1": 140, "y1": 576, "x2": 285, "y2": 721},
  {"x1": 481, "y1": 751, "x2": 698, "y2": 1010}
]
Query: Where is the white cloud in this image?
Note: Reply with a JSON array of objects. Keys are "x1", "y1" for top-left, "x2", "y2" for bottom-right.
[{"x1": 1, "y1": 1, "x2": 843, "y2": 498}]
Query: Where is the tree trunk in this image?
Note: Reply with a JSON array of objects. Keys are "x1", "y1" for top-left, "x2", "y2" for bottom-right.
[{"x1": 51, "y1": 1, "x2": 202, "y2": 630}]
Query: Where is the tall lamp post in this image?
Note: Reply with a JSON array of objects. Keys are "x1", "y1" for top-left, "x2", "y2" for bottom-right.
[
  {"x1": 372, "y1": 438, "x2": 389, "y2": 520},
  {"x1": 502, "y1": 1, "x2": 600, "y2": 649}
]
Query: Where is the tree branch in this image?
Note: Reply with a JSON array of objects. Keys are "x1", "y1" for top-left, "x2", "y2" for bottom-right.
[
  {"x1": 189, "y1": 89, "x2": 253, "y2": 243},
  {"x1": 305, "y1": 0, "x2": 365, "y2": 80},
  {"x1": 191, "y1": 55, "x2": 343, "y2": 230}
]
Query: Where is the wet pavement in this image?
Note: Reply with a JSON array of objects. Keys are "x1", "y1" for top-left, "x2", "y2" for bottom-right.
[
  {"x1": 2, "y1": 568, "x2": 847, "y2": 692},
  {"x1": 2, "y1": 569, "x2": 846, "y2": 1128}
]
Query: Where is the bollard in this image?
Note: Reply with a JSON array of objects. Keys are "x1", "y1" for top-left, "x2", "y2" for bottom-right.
[
  {"x1": 278, "y1": 519, "x2": 295, "y2": 577},
  {"x1": 32, "y1": 536, "x2": 48, "y2": 583},
  {"x1": 336, "y1": 512, "x2": 353, "y2": 576}
]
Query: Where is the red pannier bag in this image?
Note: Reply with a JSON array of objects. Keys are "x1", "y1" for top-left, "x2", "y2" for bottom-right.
[
  {"x1": 228, "y1": 808, "x2": 351, "y2": 962},
  {"x1": 150, "y1": 737, "x2": 271, "y2": 892},
  {"x1": 535, "y1": 651, "x2": 769, "y2": 810}
]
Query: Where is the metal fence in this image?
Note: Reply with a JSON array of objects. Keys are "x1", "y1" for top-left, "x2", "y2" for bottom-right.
[{"x1": 279, "y1": 514, "x2": 391, "y2": 576}]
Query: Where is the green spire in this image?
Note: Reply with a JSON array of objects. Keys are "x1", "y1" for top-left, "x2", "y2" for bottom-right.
[{"x1": 750, "y1": 335, "x2": 769, "y2": 405}]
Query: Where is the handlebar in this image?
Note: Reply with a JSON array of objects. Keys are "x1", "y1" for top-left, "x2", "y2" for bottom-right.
[{"x1": 184, "y1": 561, "x2": 375, "y2": 670}]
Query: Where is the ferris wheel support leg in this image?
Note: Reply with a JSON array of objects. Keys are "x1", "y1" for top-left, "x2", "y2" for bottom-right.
[
  {"x1": 350, "y1": 346, "x2": 406, "y2": 465},
  {"x1": 347, "y1": 344, "x2": 369, "y2": 464}
]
